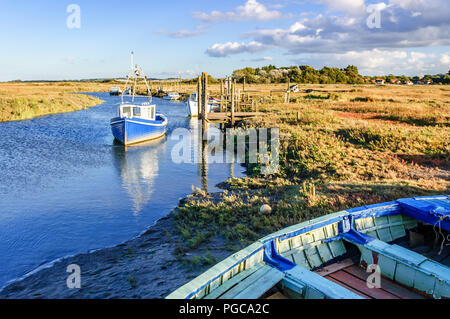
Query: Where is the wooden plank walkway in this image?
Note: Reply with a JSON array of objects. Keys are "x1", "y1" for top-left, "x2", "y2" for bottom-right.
[{"x1": 206, "y1": 112, "x2": 263, "y2": 122}]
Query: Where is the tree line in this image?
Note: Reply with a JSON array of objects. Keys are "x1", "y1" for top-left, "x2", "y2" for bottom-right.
[{"x1": 228, "y1": 65, "x2": 450, "y2": 85}]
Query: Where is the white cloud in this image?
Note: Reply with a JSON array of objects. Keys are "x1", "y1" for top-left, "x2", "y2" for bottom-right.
[
  {"x1": 250, "y1": 56, "x2": 273, "y2": 62},
  {"x1": 316, "y1": 0, "x2": 365, "y2": 15},
  {"x1": 440, "y1": 54, "x2": 450, "y2": 68},
  {"x1": 155, "y1": 29, "x2": 205, "y2": 38},
  {"x1": 193, "y1": 0, "x2": 286, "y2": 22},
  {"x1": 205, "y1": 41, "x2": 268, "y2": 57}
]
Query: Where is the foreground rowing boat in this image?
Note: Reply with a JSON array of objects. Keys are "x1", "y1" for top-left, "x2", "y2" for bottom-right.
[{"x1": 167, "y1": 195, "x2": 450, "y2": 299}]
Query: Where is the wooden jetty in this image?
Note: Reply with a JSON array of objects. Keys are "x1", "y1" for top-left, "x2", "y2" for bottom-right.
[{"x1": 196, "y1": 72, "x2": 264, "y2": 126}]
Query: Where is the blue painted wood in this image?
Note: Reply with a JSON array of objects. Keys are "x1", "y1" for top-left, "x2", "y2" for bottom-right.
[
  {"x1": 110, "y1": 115, "x2": 167, "y2": 145},
  {"x1": 397, "y1": 196, "x2": 450, "y2": 231}
]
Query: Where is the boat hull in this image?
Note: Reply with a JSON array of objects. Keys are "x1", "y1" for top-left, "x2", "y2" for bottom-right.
[
  {"x1": 110, "y1": 116, "x2": 167, "y2": 145},
  {"x1": 187, "y1": 100, "x2": 220, "y2": 117}
]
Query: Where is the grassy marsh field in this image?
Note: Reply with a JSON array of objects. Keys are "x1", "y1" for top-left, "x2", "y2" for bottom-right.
[
  {"x1": 0, "y1": 82, "x2": 109, "y2": 122},
  {"x1": 173, "y1": 84, "x2": 450, "y2": 263}
]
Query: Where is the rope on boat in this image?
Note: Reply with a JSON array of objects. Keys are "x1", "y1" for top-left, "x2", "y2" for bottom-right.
[{"x1": 433, "y1": 215, "x2": 449, "y2": 255}]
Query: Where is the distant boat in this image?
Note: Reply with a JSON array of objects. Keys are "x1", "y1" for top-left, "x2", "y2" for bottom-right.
[
  {"x1": 167, "y1": 195, "x2": 450, "y2": 299},
  {"x1": 163, "y1": 92, "x2": 180, "y2": 100},
  {"x1": 187, "y1": 92, "x2": 220, "y2": 117},
  {"x1": 110, "y1": 52, "x2": 168, "y2": 146},
  {"x1": 110, "y1": 87, "x2": 122, "y2": 96}
]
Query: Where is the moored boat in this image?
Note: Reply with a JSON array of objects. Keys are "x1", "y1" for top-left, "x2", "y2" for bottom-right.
[
  {"x1": 110, "y1": 87, "x2": 122, "y2": 96},
  {"x1": 163, "y1": 92, "x2": 180, "y2": 100},
  {"x1": 167, "y1": 195, "x2": 450, "y2": 299},
  {"x1": 186, "y1": 92, "x2": 220, "y2": 117},
  {"x1": 110, "y1": 52, "x2": 168, "y2": 146},
  {"x1": 110, "y1": 102, "x2": 167, "y2": 145}
]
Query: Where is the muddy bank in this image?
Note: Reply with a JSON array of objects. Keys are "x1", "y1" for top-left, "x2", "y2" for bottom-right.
[{"x1": 0, "y1": 210, "x2": 232, "y2": 299}]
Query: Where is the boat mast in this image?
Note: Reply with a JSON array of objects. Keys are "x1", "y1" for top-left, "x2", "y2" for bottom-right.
[{"x1": 121, "y1": 51, "x2": 152, "y2": 103}]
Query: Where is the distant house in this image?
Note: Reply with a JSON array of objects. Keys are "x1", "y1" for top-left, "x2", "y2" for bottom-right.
[
  {"x1": 390, "y1": 79, "x2": 400, "y2": 84},
  {"x1": 375, "y1": 79, "x2": 385, "y2": 85},
  {"x1": 406, "y1": 81, "x2": 414, "y2": 85},
  {"x1": 289, "y1": 84, "x2": 299, "y2": 92}
]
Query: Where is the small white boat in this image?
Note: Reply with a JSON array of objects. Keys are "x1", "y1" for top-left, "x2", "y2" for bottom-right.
[
  {"x1": 163, "y1": 92, "x2": 180, "y2": 100},
  {"x1": 186, "y1": 92, "x2": 220, "y2": 117},
  {"x1": 110, "y1": 87, "x2": 122, "y2": 96}
]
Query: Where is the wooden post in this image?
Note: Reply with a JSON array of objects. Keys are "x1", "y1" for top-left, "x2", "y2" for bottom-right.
[
  {"x1": 220, "y1": 80, "x2": 224, "y2": 112},
  {"x1": 201, "y1": 72, "x2": 208, "y2": 130},
  {"x1": 231, "y1": 79, "x2": 235, "y2": 126},
  {"x1": 243, "y1": 77, "x2": 246, "y2": 92},
  {"x1": 287, "y1": 79, "x2": 291, "y2": 103},
  {"x1": 197, "y1": 76, "x2": 202, "y2": 117},
  {"x1": 297, "y1": 111, "x2": 300, "y2": 122},
  {"x1": 238, "y1": 88, "x2": 241, "y2": 112}
]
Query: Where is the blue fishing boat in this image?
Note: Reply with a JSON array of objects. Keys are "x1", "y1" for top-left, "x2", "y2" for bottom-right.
[
  {"x1": 110, "y1": 103, "x2": 167, "y2": 145},
  {"x1": 110, "y1": 52, "x2": 168, "y2": 146},
  {"x1": 167, "y1": 195, "x2": 449, "y2": 299}
]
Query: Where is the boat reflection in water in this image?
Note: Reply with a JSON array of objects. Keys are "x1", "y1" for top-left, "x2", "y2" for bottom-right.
[
  {"x1": 112, "y1": 137, "x2": 167, "y2": 216},
  {"x1": 112, "y1": 119, "x2": 243, "y2": 216}
]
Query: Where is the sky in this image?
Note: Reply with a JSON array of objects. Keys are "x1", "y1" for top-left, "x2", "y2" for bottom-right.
[{"x1": 0, "y1": 0, "x2": 449, "y2": 80}]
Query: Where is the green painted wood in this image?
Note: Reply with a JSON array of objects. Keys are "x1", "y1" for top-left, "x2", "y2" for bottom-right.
[
  {"x1": 285, "y1": 266, "x2": 364, "y2": 299},
  {"x1": 328, "y1": 240, "x2": 346, "y2": 258},
  {"x1": 317, "y1": 243, "x2": 334, "y2": 264},
  {"x1": 413, "y1": 271, "x2": 436, "y2": 295},
  {"x1": 378, "y1": 255, "x2": 397, "y2": 280},
  {"x1": 219, "y1": 265, "x2": 284, "y2": 299},
  {"x1": 204, "y1": 263, "x2": 264, "y2": 299},
  {"x1": 305, "y1": 247, "x2": 323, "y2": 269},
  {"x1": 395, "y1": 263, "x2": 416, "y2": 287},
  {"x1": 232, "y1": 268, "x2": 285, "y2": 299},
  {"x1": 388, "y1": 215, "x2": 406, "y2": 240},
  {"x1": 280, "y1": 276, "x2": 306, "y2": 298},
  {"x1": 166, "y1": 242, "x2": 263, "y2": 299},
  {"x1": 292, "y1": 250, "x2": 310, "y2": 269}
]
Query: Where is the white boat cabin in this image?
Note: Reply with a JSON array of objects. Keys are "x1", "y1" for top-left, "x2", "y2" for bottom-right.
[
  {"x1": 119, "y1": 103, "x2": 156, "y2": 121},
  {"x1": 189, "y1": 92, "x2": 197, "y2": 101}
]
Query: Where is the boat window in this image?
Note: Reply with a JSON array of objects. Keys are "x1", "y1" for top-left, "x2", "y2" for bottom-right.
[
  {"x1": 150, "y1": 106, "x2": 155, "y2": 120},
  {"x1": 133, "y1": 107, "x2": 141, "y2": 117},
  {"x1": 121, "y1": 106, "x2": 132, "y2": 118}
]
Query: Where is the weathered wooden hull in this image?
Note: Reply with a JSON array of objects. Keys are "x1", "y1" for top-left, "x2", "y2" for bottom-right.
[{"x1": 167, "y1": 195, "x2": 450, "y2": 299}]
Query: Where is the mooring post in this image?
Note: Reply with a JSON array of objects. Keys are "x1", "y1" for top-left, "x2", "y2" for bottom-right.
[
  {"x1": 201, "y1": 72, "x2": 208, "y2": 131},
  {"x1": 287, "y1": 79, "x2": 291, "y2": 103},
  {"x1": 220, "y1": 80, "x2": 224, "y2": 112},
  {"x1": 231, "y1": 79, "x2": 235, "y2": 126},
  {"x1": 197, "y1": 76, "x2": 202, "y2": 117}
]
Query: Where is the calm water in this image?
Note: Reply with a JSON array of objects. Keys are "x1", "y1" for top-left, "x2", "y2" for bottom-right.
[{"x1": 0, "y1": 93, "x2": 244, "y2": 287}]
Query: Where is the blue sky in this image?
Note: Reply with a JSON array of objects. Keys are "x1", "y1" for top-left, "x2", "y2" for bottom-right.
[{"x1": 0, "y1": 0, "x2": 449, "y2": 80}]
